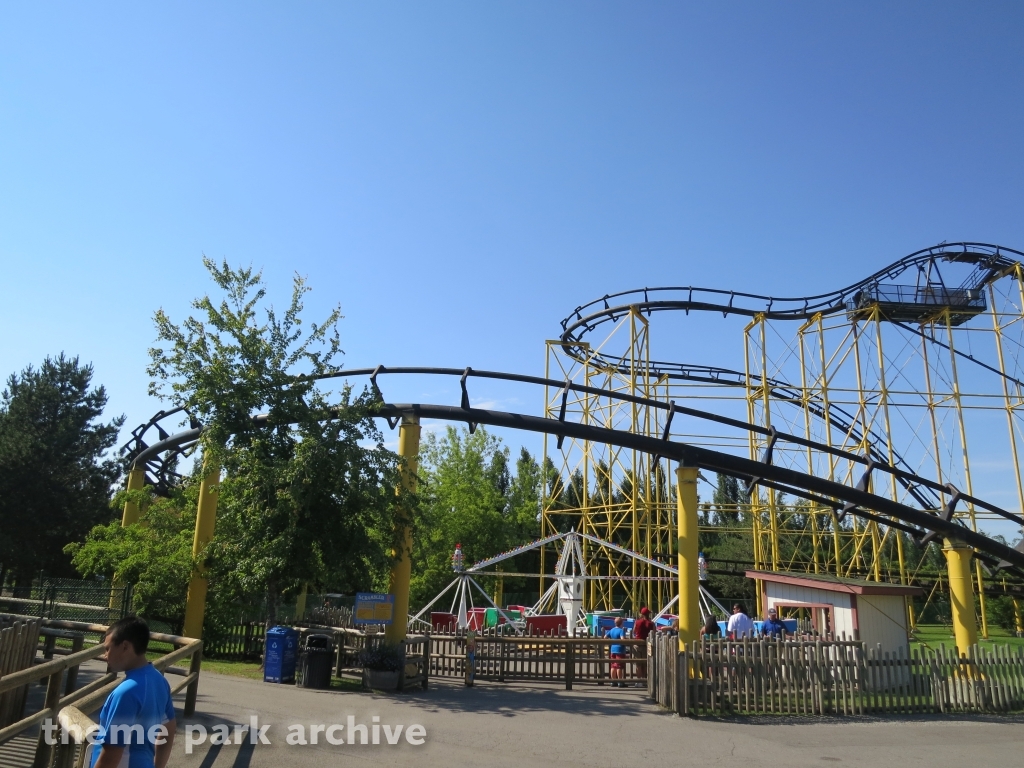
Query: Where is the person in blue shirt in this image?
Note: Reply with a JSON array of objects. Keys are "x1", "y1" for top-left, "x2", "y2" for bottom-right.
[
  {"x1": 90, "y1": 616, "x2": 176, "y2": 768},
  {"x1": 761, "y1": 607, "x2": 790, "y2": 639},
  {"x1": 605, "y1": 617, "x2": 627, "y2": 687}
]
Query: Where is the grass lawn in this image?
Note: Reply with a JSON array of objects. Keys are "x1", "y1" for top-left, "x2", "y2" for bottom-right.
[
  {"x1": 910, "y1": 623, "x2": 1024, "y2": 654},
  {"x1": 142, "y1": 640, "x2": 361, "y2": 690},
  {"x1": 197, "y1": 657, "x2": 364, "y2": 691},
  {"x1": 199, "y1": 658, "x2": 264, "y2": 680}
]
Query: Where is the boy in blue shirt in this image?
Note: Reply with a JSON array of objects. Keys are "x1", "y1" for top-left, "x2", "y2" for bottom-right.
[
  {"x1": 605, "y1": 617, "x2": 627, "y2": 687},
  {"x1": 90, "y1": 616, "x2": 177, "y2": 768}
]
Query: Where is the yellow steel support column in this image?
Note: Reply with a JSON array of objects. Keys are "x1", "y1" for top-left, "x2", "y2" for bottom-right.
[
  {"x1": 796, "y1": 319, "x2": 822, "y2": 575},
  {"x1": 942, "y1": 538, "x2": 978, "y2": 656},
  {"x1": 385, "y1": 414, "x2": 421, "y2": 644},
  {"x1": 112, "y1": 465, "x2": 149, "y2": 606},
  {"x1": 676, "y1": 464, "x2": 700, "y2": 651},
  {"x1": 182, "y1": 462, "x2": 220, "y2": 639},
  {"x1": 295, "y1": 583, "x2": 308, "y2": 620},
  {"x1": 812, "y1": 314, "x2": 843, "y2": 575},
  {"x1": 1013, "y1": 598, "x2": 1023, "y2": 637},
  {"x1": 941, "y1": 310, "x2": 989, "y2": 639},
  {"x1": 120, "y1": 466, "x2": 147, "y2": 527}
]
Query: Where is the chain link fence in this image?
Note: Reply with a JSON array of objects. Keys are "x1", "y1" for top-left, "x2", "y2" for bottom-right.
[{"x1": 0, "y1": 577, "x2": 133, "y2": 624}]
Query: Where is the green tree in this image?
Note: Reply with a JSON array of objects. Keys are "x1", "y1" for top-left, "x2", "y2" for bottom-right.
[
  {"x1": 699, "y1": 472, "x2": 755, "y2": 603},
  {"x1": 506, "y1": 447, "x2": 541, "y2": 543},
  {"x1": 501, "y1": 447, "x2": 543, "y2": 600},
  {"x1": 146, "y1": 259, "x2": 405, "y2": 628},
  {"x1": 66, "y1": 485, "x2": 196, "y2": 631},
  {"x1": 0, "y1": 355, "x2": 123, "y2": 586},
  {"x1": 712, "y1": 472, "x2": 743, "y2": 524},
  {"x1": 410, "y1": 426, "x2": 510, "y2": 607}
]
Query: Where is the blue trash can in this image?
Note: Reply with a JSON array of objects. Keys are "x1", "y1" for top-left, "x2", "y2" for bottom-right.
[{"x1": 264, "y1": 626, "x2": 299, "y2": 683}]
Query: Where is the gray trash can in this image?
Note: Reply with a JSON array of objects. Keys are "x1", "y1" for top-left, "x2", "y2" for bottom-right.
[{"x1": 296, "y1": 633, "x2": 334, "y2": 689}]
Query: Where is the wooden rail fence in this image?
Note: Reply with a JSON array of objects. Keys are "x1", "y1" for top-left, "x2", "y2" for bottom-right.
[
  {"x1": 0, "y1": 618, "x2": 42, "y2": 730},
  {"x1": 649, "y1": 633, "x2": 1024, "y2": 716},
  {"x1": 0, "y1": 615, "x2": 202, "y2": 768},
  {"x1": 204, "y1": 621, "x2": 265, "y2": 660},
  {"x1": 429, "y1": 632, "x2": 647, "y2": 689}
]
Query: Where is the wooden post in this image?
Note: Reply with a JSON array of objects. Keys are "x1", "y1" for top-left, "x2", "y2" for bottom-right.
[
  {"x1": 184, "y1": 643, "x2": 203, "y2": 717},
  {"x1": 398, "y1": 641, "x2": 407, "y2": 692},
  {"x1": 64, "y1": 634, "x2": 84, "y2": 695},
  {"x1": 33, "y1": 668, "x2": 64, "y2": 768},
  {"x1": 43, "y1": 633, "x2": 56, "y2": 660},
  {"x1": 647, "y1": 637, "x2": 653, "y2": 698},
  {"x1": 334, "y1": 632, "x2": 344, "y2": 678},
  {"x1": 464, "y1": 631, "x2": 475, "y2": 687},
  {"x1": 565, "y1": 641, "x2": 574, "y2": 691},
  {"x1": 423, "y1": 632, "x2": 431, "y2": 690},
  {"x1": 678, "y1": 645, "x2": 689, "y2": 716},
  {"x1": 499, "y1": 636, "x2": 506, "y2": 683},
  {"x1": 54, "y1": 727, "x2": 77, "y2": 768}
]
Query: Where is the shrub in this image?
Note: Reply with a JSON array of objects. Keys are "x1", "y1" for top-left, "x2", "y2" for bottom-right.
[{"x1": 359, "y1": 641, "x2": 404, "y2": 671}]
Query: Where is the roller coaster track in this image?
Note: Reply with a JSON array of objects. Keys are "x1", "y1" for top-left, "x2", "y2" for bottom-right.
[
  {"x1": 122, "y1": 366, "x2": 1024, "y2": 575},
  {"x1": 557, "y1": 242, "x2": 1024, "y2": 513},
  {"x1": 560, "y1": 242, "x2": 1022, "y2": 345},
  {"x1": 610, "y1": 362, "x2": 943, "y2": 510}
]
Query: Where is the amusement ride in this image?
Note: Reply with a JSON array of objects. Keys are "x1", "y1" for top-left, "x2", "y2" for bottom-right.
[{"x1": 119, "y1": 242, "x2": 1024, "y2": 652}]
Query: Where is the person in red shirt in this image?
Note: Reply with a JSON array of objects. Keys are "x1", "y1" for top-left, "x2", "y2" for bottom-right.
[{"x1": 632, "y1": 607, "x2": 656, "y2": 687}]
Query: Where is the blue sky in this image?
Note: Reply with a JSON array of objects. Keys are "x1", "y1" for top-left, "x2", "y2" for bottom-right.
[{"x1": 2, "y1": 3, "x2": 1023, "y2": 510}]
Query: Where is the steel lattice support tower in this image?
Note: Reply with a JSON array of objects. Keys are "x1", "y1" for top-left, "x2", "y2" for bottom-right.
[{"x1": 545, "y1": 245, "x2": 1024, "y2": 628}]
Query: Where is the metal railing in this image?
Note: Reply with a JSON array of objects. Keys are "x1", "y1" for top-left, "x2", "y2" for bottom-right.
[{"x1": 847, "y1": 283, "x2": 987, "y2": 315}]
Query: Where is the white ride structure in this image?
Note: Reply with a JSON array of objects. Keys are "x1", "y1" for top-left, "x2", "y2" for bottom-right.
[{"x1": 410, "y1": 530, "x2": 729, "y2": 635}]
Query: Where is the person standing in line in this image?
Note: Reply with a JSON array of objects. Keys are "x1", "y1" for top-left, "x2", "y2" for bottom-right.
[
  {"x1": 605, "y1": 617, "x2": 627, "y2": 687},
  {"x1": 699, "y1": 613, "x2": 724, "y2": 679},
  {"x1": 656, "y1": 618, "x2": 679, "y2": 634},
  {"x1": 631, "y1": 607, "x2": 656, "y2": 688},
  {"x1": 726, "y1": 603, "x2": 754, "y2": 639},
  {"x1": 700, "y1": 614, "x2": 722, "y2": 639},
  {"x1": 90, "y1": 616, "x2": 176, "y2": 768},
  {"x1": 761, "y1": 607, "x2": 790, "y2": 639}
]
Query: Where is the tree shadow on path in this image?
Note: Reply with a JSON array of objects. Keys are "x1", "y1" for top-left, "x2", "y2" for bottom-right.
[{"x1": 388, "y1": 679, "x2": 667, "y2": 718}]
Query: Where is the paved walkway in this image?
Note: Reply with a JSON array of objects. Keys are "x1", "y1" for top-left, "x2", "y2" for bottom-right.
[{"x1": 169, "y1": 672, "x2": 1024, "y2": 768}]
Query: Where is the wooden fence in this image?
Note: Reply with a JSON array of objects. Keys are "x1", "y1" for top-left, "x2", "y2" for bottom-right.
[
  {"x1": 0, "y1": 618, "x2": 42, "y2": 729},
  {"x1": 205, "y1": 613, "x2": 356, "y2": 661},
  {"x1": 429, "y1": 631, "x2": 647, "y2": 689},
  {"x1": 305, "y1": 605, "x2": 354, "y2": 628},
  {"x1": 208, "y1": 622, "x2": 430, "y2": 691},
  {"x1": 649, "y1": 632, "x2": 1024, "y2": 716},
  {"x1": 204, "y1": 621, "x2": 265, "y2": 660}
]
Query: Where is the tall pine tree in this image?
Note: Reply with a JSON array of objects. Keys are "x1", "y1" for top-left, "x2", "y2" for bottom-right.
[{"x1": 0, "y1": 355, "x2": 123, "y2": 586}]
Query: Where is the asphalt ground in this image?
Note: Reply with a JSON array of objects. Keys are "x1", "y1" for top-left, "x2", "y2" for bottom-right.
[{"x1": 158, "y1": 671, "x2": 1024, "y2": 768}]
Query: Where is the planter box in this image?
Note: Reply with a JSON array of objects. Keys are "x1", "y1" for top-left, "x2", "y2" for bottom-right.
[{"x1": 364, "y1": 668, "x2": 400, "y2": 691}]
